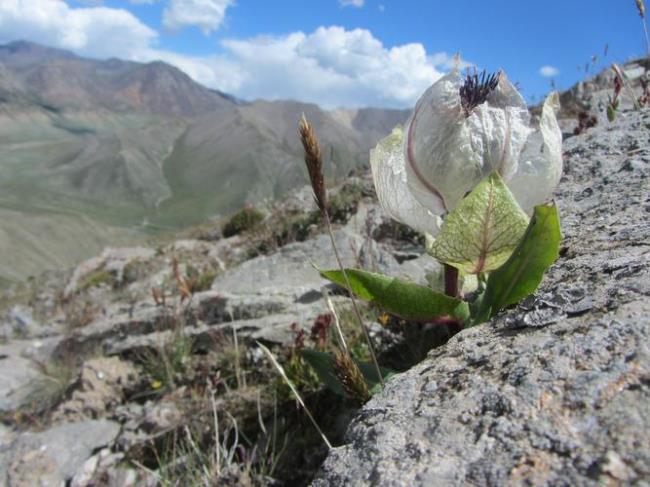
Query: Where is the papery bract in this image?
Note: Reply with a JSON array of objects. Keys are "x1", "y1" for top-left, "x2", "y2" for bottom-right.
[
  {"x1": 370, "y1": 127, "x2": 442, "y2": 236},
  {"x1": 371, "y1": 70, "x2": 563, "y2": 227}
]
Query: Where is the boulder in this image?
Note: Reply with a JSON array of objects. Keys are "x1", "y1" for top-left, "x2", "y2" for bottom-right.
[
  {"x1": 313, "y1": 109, "x2": 650, "y2": 485},
  {"x1": 53, "y1": 356, "x2": 138, "y2": 421},
  {"x1": 63, "y1": 246, "x2": 156, "y2": 298},
  {"x1": 211, "y1": 229, "x2": 400, "y2": 299},
  {"x1": 0, "y1": 338, "x2": 60, "y2": 413},
  {"x1": 0, "y1": 419, "x2": 120, "y2": 486}
]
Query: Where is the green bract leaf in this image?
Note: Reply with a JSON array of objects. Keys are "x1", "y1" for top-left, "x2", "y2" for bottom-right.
[
  {"x1": 300, "y1": 349, "x2": 394, "y2": 397},
  {"x1": 430, "y1": 172, "x2": 530, "y2": 274},
  {"x1": 319, "y1": 268, "x2": 469, "y2": 322},
  {"x1": 474, "y1": 203, "x2": 562, "y2": 323}
]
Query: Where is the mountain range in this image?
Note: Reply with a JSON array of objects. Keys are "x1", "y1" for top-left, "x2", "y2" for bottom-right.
[{"x1": 0, "y1": 41, "x2": 409, "y2": 285}]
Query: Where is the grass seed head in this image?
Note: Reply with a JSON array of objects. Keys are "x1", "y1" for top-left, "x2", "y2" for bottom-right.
[
  {"x1": 298, "y1": 115, "x2": 328, "y2": 215},
  {"x1": 637, "y1": 0, "x2": 646, "y2": 18},
  {"x1": 333, "y1": 349, "x2": 371, "y2": 405}
]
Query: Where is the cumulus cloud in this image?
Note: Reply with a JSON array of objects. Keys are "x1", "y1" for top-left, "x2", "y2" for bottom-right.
[
  {"x1": 0, "y1": 2, "x2": 456, "y2": 108},
  {"x1": 162, "y1": 0, "x2": 234, "y2": 34},
  {"x1": 340, "y1": 0, "x2": 364, "y2": 7},
  {"x1": 208, "y1": 26, "x2": 449, "y2": 108},
  {"x1": 0, "y1": 0, "x2": 156, "y2": 59},
  {"x1": 539, "y1": 65, "x2": 559, "y2": 77}
]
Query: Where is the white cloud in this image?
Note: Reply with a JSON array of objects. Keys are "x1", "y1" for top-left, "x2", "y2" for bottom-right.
[
  {"x1": 162, "y1": 0, "x2": 234, "y2": 35},
  {"x1": 340, "y1": 0, "x2": 364, "y2": 7},
  {"x1": 539, "y1": 65, "x2": 559, "y2": 77},
  {"x1": 202, "y1": 26, "x2": 450, "y2": 108},
  {"x1": 0, "y1": 0, "x2": 156, "y2": 59},
  {"x1": 0, "y1": 3, "x2": 455, "y2": 108},
  {"x1": 135, "y1": 26, "x2": 454, "y2": 108}
]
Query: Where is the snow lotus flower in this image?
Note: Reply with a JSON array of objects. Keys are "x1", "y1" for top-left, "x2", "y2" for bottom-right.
[{"x1": 370, "y1": 69, "x2": 562, "y2": 236}]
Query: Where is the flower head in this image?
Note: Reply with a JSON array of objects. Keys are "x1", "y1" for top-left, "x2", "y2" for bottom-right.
[{"x1": 371, "y1": 69, "x2": 562, "y2": 236}]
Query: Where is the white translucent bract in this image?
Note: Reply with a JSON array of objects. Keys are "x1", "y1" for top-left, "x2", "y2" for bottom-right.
[
  {"x1": 379, "y1": 70, "x2": 564, "y2": 217},
  {"x1": 370, "y1": 127, "x2": 442, "y2": 236}
]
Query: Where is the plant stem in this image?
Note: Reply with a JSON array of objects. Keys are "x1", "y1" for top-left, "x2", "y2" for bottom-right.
[
  {"x1": 258, "y1": 342, "x2": 332, "y2": 449},
  {"x1": 444, "y1": 264, "x2": 460, "y2": 298},
  {"x1": 641, "y1": 17, "x2": 650, "y2": 58},
  {"x1": 324, "y1": 211, "x2": 385, "y2": 388},
  {"x1": 442, "y1": 265, "x2": 464, "y2": 334}
]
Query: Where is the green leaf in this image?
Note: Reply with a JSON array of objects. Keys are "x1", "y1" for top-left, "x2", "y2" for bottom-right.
[
  {"x1": 357, "y1": 361, "x2": 396, "y2": 390},
  {"x1": 300, "y1": 349, "x2": 394, "y2": 397},
  {"x1": 319, "y1": 268, "x2": 469, "y2": 322},
  {"x1": 430, "y1": 172, "x2": 530, "y2": 274},
  {"x1": 474, "y1": 203, "x2": 562, "y2": 323},
  {"x1": 300, "y1": 349, "x2": 345, "y2": 396}
]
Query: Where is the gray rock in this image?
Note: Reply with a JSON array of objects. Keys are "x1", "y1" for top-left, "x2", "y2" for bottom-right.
[
  {"x1": 0, "y1": 424, "x2": 14, "y2": 449},
  {"x1": 0, "y1": 419, "x2": 120, "y2": 486},
  {"x1": 2, "y1": 306, "x2": 39, "y2": 339},
  {"x1": 211, "y1": 229, "x2": 400, "y2": 299},
  {"x1": 0, "y1": 338, "x2": 60, "y2": 413},
  {"x1": 313, "y1": 108, "x2": 650, "y2": 485},
  {"x1": 63, "y1": 246, "x2": 155, "y2": 298},
  {"x1": 53, "y1": 356, "x2": 138, "y2": 421},
  {"x1": 141, "y1": 401, "x2": 182, "y2": 433},
  {"x1": 52, "y1": 227, "x2": 405, "y2": 355},
  {"x1": 70, "y1": 447, "x2": 156, "y2": 487}
]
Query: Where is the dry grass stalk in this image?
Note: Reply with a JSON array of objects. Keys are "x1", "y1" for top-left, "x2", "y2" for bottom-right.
[
  {"x1": 327, "y1": 296, "x2": 348, "y2": 353},
  {"x1": 172, "y1": 258, "x2": 192, "y2": 302},
  {"x1": 636, "y1": 0, "x2": 650, "y2": 56},
  {"x1": 298, "y1": 115, "x2": 385, "y2": 388},
  {"x1": 333, "y1": 349, "x2": 371, "y2": 405},
  {"x1": 152, "y1": 287, "x2": 166, "y2": 306},
  {"x1": 612, "y1": 63, "x2": 641, "y2": 110},
  {"x1": 258, "y1": 342, "x2": 332, "y2": 449}
]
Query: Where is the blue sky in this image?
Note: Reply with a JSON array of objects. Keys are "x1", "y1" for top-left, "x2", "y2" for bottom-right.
[{"x1": 0, "y1": 0, "x2": 647, "y2": 108}]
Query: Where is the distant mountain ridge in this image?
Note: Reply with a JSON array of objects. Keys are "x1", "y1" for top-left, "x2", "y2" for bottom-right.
[
  {"x1": 0, "y1": 40, "x2": 233, "y2": 115},
  {"x1": 0, "y1": 40, "x2": 409, "y2": 284}
]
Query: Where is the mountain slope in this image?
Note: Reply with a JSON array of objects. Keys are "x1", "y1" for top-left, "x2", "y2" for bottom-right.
[{"x1": 0, "y1": 41, "x2": 409, "y2": 284}]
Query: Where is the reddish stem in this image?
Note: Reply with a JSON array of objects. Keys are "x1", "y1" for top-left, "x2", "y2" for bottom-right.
[{"x1": 444, "y1": 264, "x2": 460, "y2": 298}]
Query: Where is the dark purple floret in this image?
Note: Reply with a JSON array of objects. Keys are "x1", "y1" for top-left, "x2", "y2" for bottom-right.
[{"x1": 459, "y1": 70, "x2": 501, "y2": 117}]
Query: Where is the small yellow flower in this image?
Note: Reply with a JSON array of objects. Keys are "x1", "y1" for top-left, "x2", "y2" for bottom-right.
[
  {"x1": 378, "y1": 312, "x2": 390, "y2": 326},
  {"x1": 151, "y1": 380, "x2": 163, "y2": 390}
]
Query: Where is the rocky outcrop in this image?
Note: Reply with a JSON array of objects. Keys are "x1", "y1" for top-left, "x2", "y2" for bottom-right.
[
  {"x1": 0, "y1": 60, "x2": 647, "y2": 486},
  {"x1": 313, "y1": 108, "x2": 650, "y2": 485},
  {"x1": 0, "y1": 419, "x2": 121, "y2": 486}
]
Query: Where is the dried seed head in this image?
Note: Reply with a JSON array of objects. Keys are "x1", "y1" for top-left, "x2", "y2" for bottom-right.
[
  {"x1": 459, "y1": 70, "x2": 501, "y2": 117},
  {"x1": 172, "y1": 257, "x2": 192, "y2": 302},
  {"x1": 298, "y1": 115, "x2": 328, "y2": 215},
  {"x1": 333, "y1": 350, "x2": 371, "y2": 405},
  {"x1": 636, "y1": 0, "x2": 646, "y2": 18}
]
